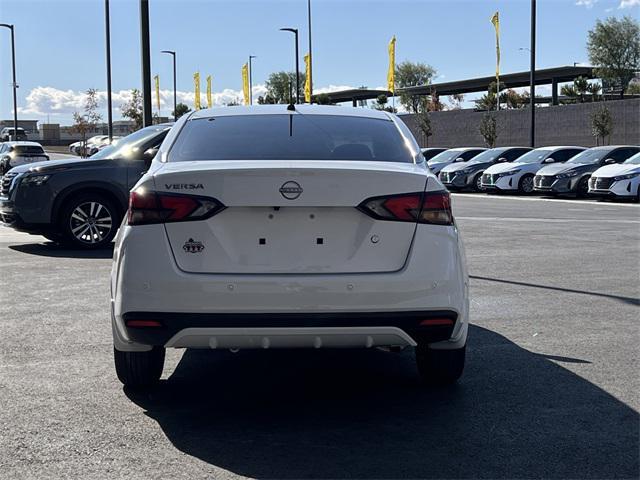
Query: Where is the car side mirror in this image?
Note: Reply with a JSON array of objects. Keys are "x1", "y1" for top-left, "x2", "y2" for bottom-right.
[
  {"x1": 497, "y1": 157, "x2": 508, "y2": 163},
  {"x1": 454, "y1": 157, "x2": 465, "y2": 163},
  {"x1": 543, "y1": 157, "x2": 556, "y2": 164},
  {"x1": 604, "y1": 158, "x2": 616, "y2": 165}
]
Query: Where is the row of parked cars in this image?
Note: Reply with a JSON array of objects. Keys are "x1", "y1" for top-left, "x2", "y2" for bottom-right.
[
  {"x1": 69, "y1": 135, "x2": 122, "y2": 156},
  {"x1": 422, "y1": 145, "x2": 640, "y2": 200}
]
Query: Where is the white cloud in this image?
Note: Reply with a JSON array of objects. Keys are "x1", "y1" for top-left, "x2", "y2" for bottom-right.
[
  {"x1": 17, "y1": 83, "x2": 366, "y2": 122},
  {"x1": 619, "y1": 0, "x2": 640, "y2": 7},
  {"x1": 575, "y1": 0, "x2": 598, "y2": 7},
  {"x1": 18, "y1": 85, "x2": 266, "y2": 118}
]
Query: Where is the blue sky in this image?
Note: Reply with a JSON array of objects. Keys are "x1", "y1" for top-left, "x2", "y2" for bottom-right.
[{"x1": 0, "y1": 0, "x2": 638, "y2": 124}]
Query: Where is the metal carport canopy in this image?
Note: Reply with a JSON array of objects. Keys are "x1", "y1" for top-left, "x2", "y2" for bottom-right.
[{"x1": 397, "y1": 66, "x2": 595, "y2": 96}]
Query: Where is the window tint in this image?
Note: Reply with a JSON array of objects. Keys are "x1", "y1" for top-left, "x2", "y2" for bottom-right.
[
  {"x1": 548, "y1": 149, "x2": 577, "y2": 162},
  {"x1": 610, "y1": 147, "x2": 640, "y2": 162},
  {"x1": 503, "y1": 148, "x2": 530, "y2": 161},
  {"x1": 90, "y1": 126, "x2": 169, "y2": 160},
  {"x1": 460, "y1": 149, "x2": 483, "y2": 160},
  {"x1": 169, "y1": 114, "x2": 415, "y2": 163},
  {"x1": 13, "y1": 145, "x2": 45, "y2": 155}
]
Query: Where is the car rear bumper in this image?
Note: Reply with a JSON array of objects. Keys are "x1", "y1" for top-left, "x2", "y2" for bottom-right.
[
  {"x1": 120, "y1": 310, "x2": 459, "y2": 348},
  {"x1": 111, "y1": 223, "x2": 469, "y2": 351}
]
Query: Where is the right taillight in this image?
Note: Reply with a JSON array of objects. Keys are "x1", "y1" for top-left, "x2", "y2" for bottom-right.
[
  {"x1": 358, "y1": 191, "x2": 453, "y2": 225},
  {"x1": 128, "y1": 189, "x2": 225, "y2": 225}
]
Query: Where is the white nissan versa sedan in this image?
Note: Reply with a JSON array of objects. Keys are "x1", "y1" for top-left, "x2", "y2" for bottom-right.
[{"x1": 111, "y1": 106, "x2": 469, "y2": 388}]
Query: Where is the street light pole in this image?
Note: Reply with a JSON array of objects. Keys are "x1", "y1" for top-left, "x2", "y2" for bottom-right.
[
  {"x1": 307, "y1": 0, "x2": 313, "y2": 102},
  {"x1": 161, "y1": 50, "x2": 177, "y2": 121},
  {"x1": 280, "y1": 27, "x2": 300, "y2": 104},
  {"x1": 529, "y1": 0, "x2": 536, "y2": 148},
  {"x1": 105, "y1": 0, "x2": 113, "y2": 141},
  {"x1": 248, "y1": 55, "x2": 256, "y2": 105},
  {"x1": 0, "y1": 24, "x2": 18, "y2": 140},
  {"x1": 140, "y1": 0, "x2": 152, "y2": 127}
]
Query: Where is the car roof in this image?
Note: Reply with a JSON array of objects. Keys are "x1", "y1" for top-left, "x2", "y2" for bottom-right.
[
  {"x1": 535, "y1": 146, "x2": 585, "y2": 151},
  {"x1": 585, "y1": 145, "x2": 639, "y2": 150},
  {"x1": 3, "y1": 141, "x2": 42, "y2": 146},
  {"x1": 446, "y1": 147, "x2": 487, "y2": 151},
  {"x1": 190, "y1": 105, "x2": 393, "y2": 121}
]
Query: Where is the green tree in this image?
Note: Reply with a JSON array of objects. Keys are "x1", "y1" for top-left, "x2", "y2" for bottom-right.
[
  {"x1": 260, "y1": 71, "x2": 306, "y2": 104},
  {"x1": 627, "y1": 82, "x2": 640, "y2": 94},
  {"x1": 479, "y1": 113, "x2": 498, "y2": 148},
  {"x1": 502, "y1": 89, "x2": 529, "y2": 109},
  {"x1": 314, "y1": 93, "x2": 334, "y2": 105},
  {"x1": 172, "y1": 102, "x2": 191, "y2": 119},
  {"x1": 416, "y1": 110, "x2": 433, "y2": 146},
  {"x1": 395, "y1": 61, "x2": 437, "y2": 113},
  {"x1": 72, "y1": 88, "x2": 102, "y2": 157},
  {"x1": 371, "y1": 94, "x2": 395, "y2": 112},
  {"x1": 561, "y1": 76, "x2": 602, "y2": 103},
  {"x1": 448, "y1": 93, "x2": 465, "y2": 110},
  {"x1": 121, "y1": 89, "x2": 143, "y2": 130},
  {"x1": 591, "y1": 104, "x2": 613, "y2": 146},
  {"x1": 587, "y1": 16, "x2": 640, "y2": 97}
]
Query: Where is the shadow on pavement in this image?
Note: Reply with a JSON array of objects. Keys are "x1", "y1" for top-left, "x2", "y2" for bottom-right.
[
  {"x1": 471, "y1": 274, "x2": 640, "y2": 306},
  {"x1": 8, "y1": 242, "x2": 114, "y2": 259},
  {"x1": 125, "y1": 326, "x2": 638, "y2": 479}
]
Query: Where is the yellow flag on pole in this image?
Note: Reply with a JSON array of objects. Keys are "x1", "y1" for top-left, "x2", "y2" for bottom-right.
[
  {"x1": 242, "y1": 63, "x2": 250, "y2": 105},
  {"x1": 193, "y1": 72, "x2": 201, "y2": 110},
  {"x1": 304, "y1": 54, "x2": 312, "y2": 103},
  {"x1": 491, "y1": 12, "x2": 500, "y2": 78},
  {"x1": 206, "y1": 75, "x2": 212, "y2": 108},
  {"x1": 154, "y1": 75, "x2": 161, "y2": 114},
  {"x1": 387, "y1": 36, "x2": 396, "y2": 94}
]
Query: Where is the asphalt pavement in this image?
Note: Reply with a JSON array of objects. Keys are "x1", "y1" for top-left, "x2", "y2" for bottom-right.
[{"x1": 0, "y1": 194, "x2": 638, "y2": 479}]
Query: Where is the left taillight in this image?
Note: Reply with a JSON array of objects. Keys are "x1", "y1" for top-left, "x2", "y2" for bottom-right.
[
  {"x1": 127, "y1": 190, "x2": 225, "y2": 226},
  {"x1": 358, "y1": 190, "x2": 453, "y2": 226}
]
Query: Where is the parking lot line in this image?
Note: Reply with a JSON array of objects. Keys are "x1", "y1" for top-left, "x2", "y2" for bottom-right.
[
  {"x1": 451, "y1": 193, "x2": 639, "y2": 208},
  {"x1": 457, "y1": 216, "x2": 640, "y2": 224}
]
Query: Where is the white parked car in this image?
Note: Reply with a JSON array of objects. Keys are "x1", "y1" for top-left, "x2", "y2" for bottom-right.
[
  {"x1": 0, "y1": 141, "x2": 49, "y2": 174},
  {"x1": 481, "y1": 146, "x2": 585, "y2": 194},
  {"x1": 69, "y1": 135, "x2": 109, "y2": 156},
  {"x1": 589, "y1": 152, "x2": 640, "y2": 201},
  {"x1": 111, "y1": 106, "x2": 469, "y2": 388},
  {"x1": 426, "y1": 147, "x2": 485, "y2": 175}
]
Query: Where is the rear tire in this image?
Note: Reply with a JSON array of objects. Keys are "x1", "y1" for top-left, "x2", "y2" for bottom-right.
[
  {"x1": 518, "y1": 174, "x2": 535, "y2": 194},
  {"x1": 416, "y1": 344, "x2": 466, "y2": 385},
  {"x1": 114, "y1": 346, "x2": 165, "y2": 389},
  {"x1": 59, "y1": 193, "x2": 121, "y2": 249}
]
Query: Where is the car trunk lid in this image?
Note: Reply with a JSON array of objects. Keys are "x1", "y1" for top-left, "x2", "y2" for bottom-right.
[{"x1": 154, "y1": 160, "x2": 429, "y2": 274}]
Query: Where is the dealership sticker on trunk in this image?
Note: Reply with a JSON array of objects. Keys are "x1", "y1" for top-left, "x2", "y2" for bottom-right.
[{"x1": 183, "y1": 238, "x2": 205, "y2": 253}]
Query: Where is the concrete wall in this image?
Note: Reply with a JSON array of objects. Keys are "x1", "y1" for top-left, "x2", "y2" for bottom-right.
[{"x1": 400, "y1": 98, "x2": 640, "y2": 148}]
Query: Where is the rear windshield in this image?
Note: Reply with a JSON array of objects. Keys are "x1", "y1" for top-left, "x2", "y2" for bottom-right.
[
  {"x1": 168, "y1": 114, "x2": 415, "y2": 163},
  {"x1": 12, "y1": 145, "x2": 45, "y2": 155}
]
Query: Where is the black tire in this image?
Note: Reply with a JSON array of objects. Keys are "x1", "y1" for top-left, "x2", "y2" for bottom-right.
[
  {"x1": 416, "y1": 344, "x2": 466, "y2": 385},
  {"x1": 472, "y1": 173, "x2": 483, "y2": 192},
  {"x1": 518, "y1": 174, "x2": 535, "y2": 194},
  {"x1": 114, "y1": 346, "x2": 165, "y2": 389},
  {"x1": 576, "y1": 176, "x2": 589, "y2": 198},
  {"x1": 59, "y1": 193, "x2": 121, "y2": 249}
]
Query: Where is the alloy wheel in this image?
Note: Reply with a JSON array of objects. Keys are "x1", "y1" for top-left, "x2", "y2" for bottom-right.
[
  {"x1": 521, "y1": 176, "x2": 534, "y2": 193},
  {"x1": 69, "y1": 201, "x2": 113, "y2": 244}
]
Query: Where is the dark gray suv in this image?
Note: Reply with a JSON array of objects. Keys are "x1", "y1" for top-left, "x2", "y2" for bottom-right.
[{"x1": 0, "y1": 124, "x2": 172, "y2": 248}]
